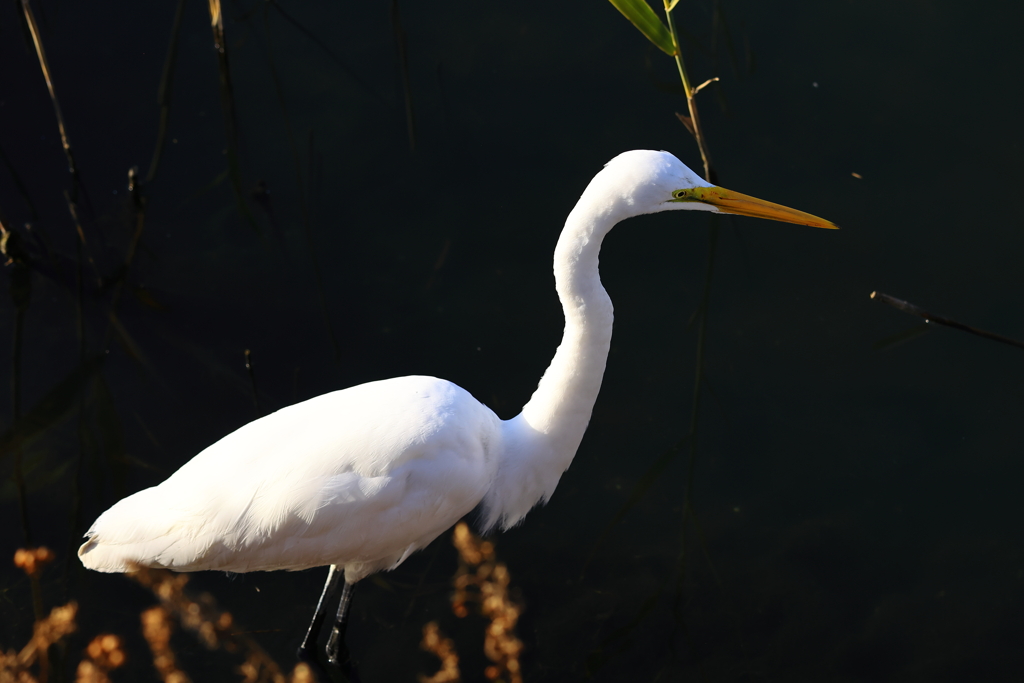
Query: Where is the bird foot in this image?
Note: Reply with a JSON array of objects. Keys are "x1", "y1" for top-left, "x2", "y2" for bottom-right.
[
  {"x1": 295, "y1": 639, "x2": 358, "y2": 683},
  {"x1": 296, "y1": 642, "x2": 319, "y2": 663},
  {"x1": 326, "y1": 626, "x2": 348, "y2": 667}
]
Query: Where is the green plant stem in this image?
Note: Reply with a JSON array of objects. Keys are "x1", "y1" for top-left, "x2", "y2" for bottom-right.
[{"x1": 664, "y1": 2, "x2": 714, "y2": 182}]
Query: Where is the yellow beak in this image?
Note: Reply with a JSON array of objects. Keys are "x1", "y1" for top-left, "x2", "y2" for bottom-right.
[{"x1": 671, "y1": 186, "x2": 838, "y2": 229}]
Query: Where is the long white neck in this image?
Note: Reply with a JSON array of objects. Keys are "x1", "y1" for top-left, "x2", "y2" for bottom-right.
[
  {"x1": 482, "y1": 191, "x2": 625, "y2": 531},
  {"x1": 520, "y1": 202, "x2": 616, "y2": 448}
]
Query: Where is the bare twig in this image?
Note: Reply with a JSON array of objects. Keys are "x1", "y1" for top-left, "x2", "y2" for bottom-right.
[
  {"x1": 870, "y1": 291, "x2": 1024, "y2": 351},
  {"x1": 23, "y1": 0, "x2": 102, "y2": 284},
  {"x1": 690, "y1": 76, "x2": 719, "y2": 95},
  {"x1": 207, "y1": 0, "x2": 259, "y2": 231},
  {"x1": 146, "y1": 0, "x2": 188, "y2": 184},
  {"x1": 20, "y1": 0, "x2": 78, "y2": 183},
  {"x1": 104, "y1": 169, "x2": 144, "y2": 315},
  {"x1": 63, "y1": 190, "x2": 100, "y2": 285}
]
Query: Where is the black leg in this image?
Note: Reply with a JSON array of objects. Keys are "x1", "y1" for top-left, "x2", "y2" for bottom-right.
[
  {"x1": 325, "y1": 578, "x2": 355, "y2": 668},
  {"x1": 297, "y1": 564, "x2": 341, "y2": 660}
]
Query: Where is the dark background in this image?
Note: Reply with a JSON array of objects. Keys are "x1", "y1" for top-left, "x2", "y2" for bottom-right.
[{"x1": 1, "y1": 0, "x2": 1022, "y2": 680}]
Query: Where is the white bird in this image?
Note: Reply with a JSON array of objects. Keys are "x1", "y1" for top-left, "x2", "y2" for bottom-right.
[{"x1": 79, "y1": 150, "x2": 835, "y2": 668}]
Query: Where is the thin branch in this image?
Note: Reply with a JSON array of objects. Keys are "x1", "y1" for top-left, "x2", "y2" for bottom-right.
[
  {"x1": 207, "y1": 0, "x2": 260, "y2": 231},
  {"x1": 20, "y1": 0, "x2": 78, "y2": 185},
  {"x1": 267, "y1": 0, "x2": 386, "y2": 104},
  {"x1": 146, "y1": 0, "x2": 188, "y2": 184},
  {"x1": 870, "y1": 291, "x2": 1024, "y2": 351},
  {"x1": 691, "y1": 76, "x2": 719, "y2": 96},
  {"x1": 101, "y1": 167, "x2": 148, "y2": 350}
]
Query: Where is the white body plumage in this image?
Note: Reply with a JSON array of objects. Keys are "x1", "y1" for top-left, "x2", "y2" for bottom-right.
[
  {"x1": 81, "y1": 376, "x2": 500, "y2": 581},
  {"x1": 79, "y1": 150, "x2": 833, "y2": 583}
]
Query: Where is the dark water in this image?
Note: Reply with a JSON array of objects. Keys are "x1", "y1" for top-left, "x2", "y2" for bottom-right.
[{"x1": 1, "y1": 0, "x2": 1022, "y2": 680}]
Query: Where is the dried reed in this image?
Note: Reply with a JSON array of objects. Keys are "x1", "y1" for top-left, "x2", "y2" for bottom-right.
[
  {"x1": 74, "y1": 634, "x2": 126, "y2": 683},
  {"x1": 0, "y1": 602, "x2": 77, "y2": 683},
  {"x1": 129, "y1": 567, "x2": 312, "y2": 683},
  {"x1": 141, "y1": 606, "x2": 191, "y2": 683},
  {"x1": 129, "y1": 567, "x2": 285, "y2": 683},
  {"x1": 450, "y1": 523, "x2": 523, "y2": 683},
  {"x1": 418, "y1": 621, "x2": 459, "y2": 683},
  {"x1": 13, "y1": 548, "x2": 53, "y2": 577},
  {"x1": 3, "y1": 548, "x2": 76, "y2": 683}
]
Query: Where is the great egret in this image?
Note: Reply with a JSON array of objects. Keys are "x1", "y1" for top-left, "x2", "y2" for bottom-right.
[{"x1": 79, "y1": 150, "x2": 835, "y2": 668}]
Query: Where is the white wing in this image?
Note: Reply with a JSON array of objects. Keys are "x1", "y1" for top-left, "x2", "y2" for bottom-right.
[{"x1": 79, "y1": 376, "x2": 502, "y2": 579}]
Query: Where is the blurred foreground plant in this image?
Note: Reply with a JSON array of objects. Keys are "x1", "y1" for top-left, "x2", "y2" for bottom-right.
[
  {"x1": 140, "y1": 606, "x2": 191, "y2": 683},
  {"x1": 4, "y1": 547, "x2": 127, "y2": 683},
  {"x1": 418, "y1": 621, "x2": 459, "y2": 683},
  {"x1": 129, "y1": 566, "x2": 315, "y2": 683},
  {"x1": 75, "y1": 634, "x2": 126, "y2": 683},
  {"x1": 0, "y1": 601, "x2": 77, "y2": 683},
  {"x1": 420, "y1": 523, "x2": 522, "y2": 683},
  {"x1": 4, "y1": 549, "x2": 317, "y2": 683},
  {"x1": 451, "y1": 523, "x2": 522, "y2": 683}
]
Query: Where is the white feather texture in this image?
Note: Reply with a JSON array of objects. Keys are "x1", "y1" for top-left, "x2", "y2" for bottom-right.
[
  {"x1": 79, "y1": 150, "x2": 715, "y2": 582},
  {"x1": 81, "y1": 377, "x2": 501, "y2": 581}
]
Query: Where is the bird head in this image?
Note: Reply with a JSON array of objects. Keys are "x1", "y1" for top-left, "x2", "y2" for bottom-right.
[{"x1": 599, "y1": 150, "x2": 837, "y2": 229}]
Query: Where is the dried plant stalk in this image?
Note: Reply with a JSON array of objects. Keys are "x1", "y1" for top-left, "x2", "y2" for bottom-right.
[
  {"x1": 287, "y1": 663, "x2": 314, "y2": 683},
  {"x1": 141, "y1": 606, "x2": 191, "y2": 683},
  {"x1": 75, "y1": 634, "x2": 126, "y2": 683},
  {"x1": 0, "y1": 602, "x2": 77, "y2": 683},
  {"x1": 5, "y1": 547, "x2": 72, "y2": 683},
  {"x1": 418, "y1": 621, "x2": 460, "y2": 683},
  {"x1": 18, "y1": 0, "x2": 77, "y2": 179},
  {"x1": 13, "y1": 547, "x2": 54, "y2": 578},
  {"x1": 130, "y1": 567, "x2": 285, "y2": 683},
  {"x1": 450, "y1": 523, "x2": 523, "y2": 683}
]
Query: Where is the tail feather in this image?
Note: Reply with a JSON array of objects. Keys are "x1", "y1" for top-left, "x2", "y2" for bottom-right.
[
  {"x1": 77, "y1": 485, "x2": 191, "y2": 573},
  {"x1": 78, "y1": 534, "x2": 133, "y2": 573}
]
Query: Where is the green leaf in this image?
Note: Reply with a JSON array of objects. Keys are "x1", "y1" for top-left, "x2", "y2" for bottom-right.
[{"x1": 608, "y1": 0, "x2": 677, "y2": 56}]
